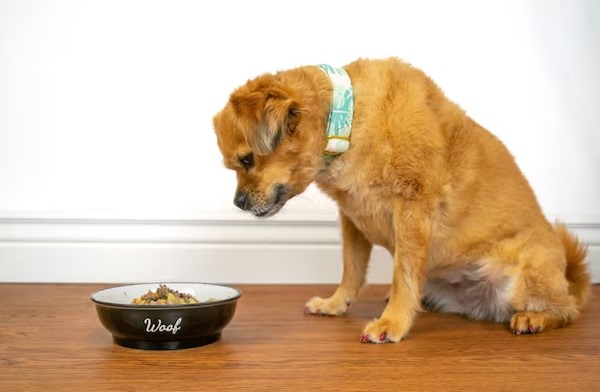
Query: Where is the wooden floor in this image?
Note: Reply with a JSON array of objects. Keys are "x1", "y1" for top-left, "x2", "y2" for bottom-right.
[{"x1": 0, "y1": 284, "x2": 599, "y2": 391}]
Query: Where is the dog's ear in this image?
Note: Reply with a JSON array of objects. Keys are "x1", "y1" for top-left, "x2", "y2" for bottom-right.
[{"x1": 230, "y1": 79, "x2": 301, "y2": 155}]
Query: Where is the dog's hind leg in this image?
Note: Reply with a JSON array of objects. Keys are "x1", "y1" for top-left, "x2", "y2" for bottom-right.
[
  {"x1": 510, "y1": 286, "x2": 579, "y2": 335},
  {"x1": 305, "y1": 212, "x2": 372, "y2": 316},
  {"x1": 508, "y1": 234, "x2": 589, "y2": 334}
]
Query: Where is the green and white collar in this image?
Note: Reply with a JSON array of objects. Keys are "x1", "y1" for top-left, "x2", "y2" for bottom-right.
[{"x1": 317, "y1": 64, "x2": 354, "y2": 156}]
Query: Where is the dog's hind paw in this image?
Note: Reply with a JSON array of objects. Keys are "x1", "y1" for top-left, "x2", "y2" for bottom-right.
[
  {"x1": 510, "y1": 311, "x2": 546, "y2": 335},
  {"x1": 304, "y1": 296, "x2": 350, "y2": 316}
]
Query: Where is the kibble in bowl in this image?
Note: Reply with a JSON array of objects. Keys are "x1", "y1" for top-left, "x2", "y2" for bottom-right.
[{"x1": 131, "y1": 284, "x2": 202, "y2": 305}]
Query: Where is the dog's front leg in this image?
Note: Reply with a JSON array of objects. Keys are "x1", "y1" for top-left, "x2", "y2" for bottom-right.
[
  {"x1": 305, "y1": 211, "x2": 373, "y2": 316},
  {"x1": 361, "y1": 199, "x2": 432, "y2": 343}
]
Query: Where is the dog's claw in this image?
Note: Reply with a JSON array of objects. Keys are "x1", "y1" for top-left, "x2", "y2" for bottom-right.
[
  {"x1": 513, "y1": 325, "x2": 539, "y2": 335},
  {"x1": 528, "y1": 325, "x2": 539, "y2": 334},
  {"x1": 359, "y1": 333, "x2": 390, "y2": 343},
  {"x1": 304, "y1": 306, "x2": 329, "y2": 316},
  {"x1": 304, "y1": 307, "x2": 318, "y2": 315}
]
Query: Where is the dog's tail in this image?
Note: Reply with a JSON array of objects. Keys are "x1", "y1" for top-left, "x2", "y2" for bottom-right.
[{"x1": 555, "y1": 222, "x2": 591, "y2": 309}]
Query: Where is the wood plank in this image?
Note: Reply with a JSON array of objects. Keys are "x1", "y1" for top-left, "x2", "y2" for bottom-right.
[{"x1": 0, "y1": 284, "x2": 598, "y2": 391}]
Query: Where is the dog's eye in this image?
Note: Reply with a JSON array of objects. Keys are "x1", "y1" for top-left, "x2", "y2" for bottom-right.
[{"x1": 239, "y1": 153, "x2": 254, "y2": 170}]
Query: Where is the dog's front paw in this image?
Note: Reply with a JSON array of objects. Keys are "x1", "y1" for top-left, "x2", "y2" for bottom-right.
[
  {"x1": 360, "y1": 317, "x2": 409, "y2": 343},
  {"x1": 304, "y1": 296, "x2": 350, "y2": 316}
]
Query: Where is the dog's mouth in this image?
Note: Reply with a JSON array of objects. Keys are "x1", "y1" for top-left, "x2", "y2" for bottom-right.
[{"x1": 253, "y1": 184, "x2": 290, "y2": 218}]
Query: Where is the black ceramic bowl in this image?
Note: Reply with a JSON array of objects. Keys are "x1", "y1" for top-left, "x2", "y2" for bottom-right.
[{"x1": 91, "y1": 283, "x2": 241, "y2": 350}]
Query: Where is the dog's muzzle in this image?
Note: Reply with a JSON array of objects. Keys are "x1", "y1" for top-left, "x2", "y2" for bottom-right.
[{"x1": 233, "y1": 184, "x2": 289, "y2": 217}]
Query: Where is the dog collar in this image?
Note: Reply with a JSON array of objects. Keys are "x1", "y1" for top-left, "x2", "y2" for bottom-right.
[{"x1": 317, "y1": 64, "x2": 354, "y2": 156}]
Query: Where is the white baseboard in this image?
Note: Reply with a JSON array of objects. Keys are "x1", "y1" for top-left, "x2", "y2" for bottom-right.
[{"x1": 0, "y1": 216, "x2": 598, "y2": 283}]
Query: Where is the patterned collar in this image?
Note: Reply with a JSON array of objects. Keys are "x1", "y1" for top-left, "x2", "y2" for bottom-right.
[{"x1": 317, "y1": 64, "x2": 354, "y2": 156}]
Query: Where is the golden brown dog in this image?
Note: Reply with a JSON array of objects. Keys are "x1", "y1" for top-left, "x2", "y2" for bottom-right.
[{"x1": 213, "y1": 58, "x2": 590, "y2": 343}]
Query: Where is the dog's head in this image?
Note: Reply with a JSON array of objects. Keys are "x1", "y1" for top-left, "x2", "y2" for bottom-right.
[{"x1": 213, "y1": 72, "x2": 325, "y2": 217}]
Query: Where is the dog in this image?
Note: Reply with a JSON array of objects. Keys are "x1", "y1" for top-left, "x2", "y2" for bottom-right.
[{"x1": 213, "y1": 58, "x2": 590, "y2": 343}]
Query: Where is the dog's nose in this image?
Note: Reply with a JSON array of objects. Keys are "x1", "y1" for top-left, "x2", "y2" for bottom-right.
[{"x1": 233, "y1": 191, "x2": 251, "y2": 211}]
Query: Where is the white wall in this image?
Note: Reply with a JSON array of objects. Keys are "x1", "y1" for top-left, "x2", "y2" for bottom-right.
[{"x1": 1, "y1": 0, "x2": 599, "y2": 283}]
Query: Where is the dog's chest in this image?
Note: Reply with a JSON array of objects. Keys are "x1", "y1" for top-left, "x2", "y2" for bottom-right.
[
  {"x1": 342, "y1": 201, "x2": 394, "y2": 250},
  {"x1": 316, "y1": 166, "x2": 395, "y2": 249}
]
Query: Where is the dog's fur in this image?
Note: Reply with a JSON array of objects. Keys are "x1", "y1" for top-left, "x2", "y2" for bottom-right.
[{"x1": 213, "y1": 58, "x2": 591, "y2": 342}]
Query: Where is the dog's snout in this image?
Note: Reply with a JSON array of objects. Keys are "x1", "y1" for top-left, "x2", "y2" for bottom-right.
[{"x1": 233, "y1": 191, "x2": 251, "y2": 211}]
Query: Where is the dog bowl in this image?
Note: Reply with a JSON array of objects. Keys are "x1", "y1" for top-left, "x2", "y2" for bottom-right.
[{"x1": 91, "y1": 283, "x2": 241, "y2": 350}]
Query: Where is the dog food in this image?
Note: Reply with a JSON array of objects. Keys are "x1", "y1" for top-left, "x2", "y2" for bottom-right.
[{"x1": 132, "y1": 284, "x2": 200, "y2": 305}]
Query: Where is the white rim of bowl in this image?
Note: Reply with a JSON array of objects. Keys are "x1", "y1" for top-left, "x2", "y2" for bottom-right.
[{"x1": 90, "y1": 282, "x2": 241, "y2": 309}]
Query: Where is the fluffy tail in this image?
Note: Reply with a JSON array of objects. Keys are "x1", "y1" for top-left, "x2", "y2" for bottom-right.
[{"x1": 555, "y1": 222, "x2": 592, "y2": 309}]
